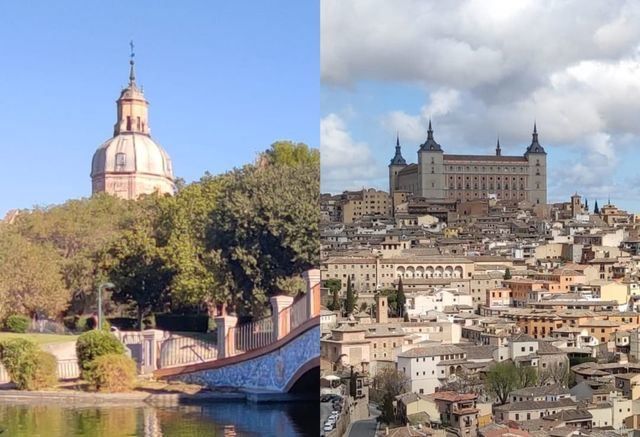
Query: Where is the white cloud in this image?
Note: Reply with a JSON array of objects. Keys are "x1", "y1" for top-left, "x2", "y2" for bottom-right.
[
  {"x1": 320, "y1": 114, "x2": 384, "y2": 192},
  {"x1": 321, "y1": 0, "x2": 640, "y2": 205},
  {"x1": 382, "y1": 88, "x2": 461, "y2": 144},
  {"x1": 322, "y1": 0, "x2": 640, "y2": 90}
]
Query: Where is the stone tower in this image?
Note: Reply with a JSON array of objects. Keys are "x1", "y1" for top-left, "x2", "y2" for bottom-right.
[
  {"x1": 571, "y1": 193, "x2": 582, "y2": 217},
  {"x1": 375, "y1": 294, "x2": 388, "y2": 324},
  {"x1": 389, "y1": 133, "x2": 407, "y2": 197},
  {"x1": 91, "y1": 44, "x2": 175, "y2": 200},
  {"x1": 417, "y1": 120, "x2": 445, "y2": 198},
  {"x1": 524, "y1": 123, "x2": 547, "y2": 205}
]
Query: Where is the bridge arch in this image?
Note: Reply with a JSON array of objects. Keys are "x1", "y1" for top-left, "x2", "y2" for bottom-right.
[{"x1": 285, "y1": 357, "x2": 320, "y2": 393}]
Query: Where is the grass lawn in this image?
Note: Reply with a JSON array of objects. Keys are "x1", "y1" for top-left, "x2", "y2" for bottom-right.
[{"x1": 0, "y1": 332, "x2": 79, "y2": 344}]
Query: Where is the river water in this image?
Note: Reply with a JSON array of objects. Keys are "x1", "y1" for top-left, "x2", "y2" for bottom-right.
[{"x1": 0, "y1": 401, "x2": 318, "y2": 436}]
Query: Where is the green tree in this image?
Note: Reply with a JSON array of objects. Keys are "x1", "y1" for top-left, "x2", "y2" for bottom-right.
[
  {"x1": 396, "y1": 277, "x2": 406, "y2": 318},
  {"x1": 324, "y1": 279, "x2": 342, "y2": 312},
  {"x1": 7, "y1": 194, "x2": 138, "y2": 315},
  {"x1": 344, "y1": 277, "x2": 356, "y2": 316},
  {"x1": 0, "y1": 231, "x2": 69, "y2": 319},
  {"x1": 503, "y1": 268, "x2": 512, "y2": 280},
  {"x1": 157, "y1": 174, "x2": 228, "y2": 315},
  {"x1": 262, "y1": 141, "x2": 320, "y2": 168},
  {"x1": 372, "y1": 368, "x2": 409, "y2": 424},
  {"x1": 207, "y1": 150, "x2": 319, "y2": 315},
  {"x1": 485, "y1": 362, "x2": 538, "y2": 405},
  {"x1": 485, "y1": 361, "x2": 519, "y2": 405},
  {"x1": 103, "y1": 210, "x2": 172, "y2": 329}
]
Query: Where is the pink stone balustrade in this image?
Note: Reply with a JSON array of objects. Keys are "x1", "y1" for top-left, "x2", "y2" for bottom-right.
[{"x1": 215, "y1": 269, "x2": 320, "y2": 360}]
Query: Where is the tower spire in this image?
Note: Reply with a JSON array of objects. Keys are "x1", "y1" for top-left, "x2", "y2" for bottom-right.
[
  {"x1": 390, "y1": 132, "x2": 406, "y2": 166},
  {"x1": 427, "y1": 119, "x2": 433, "y2": 139},
  {"x1": 496, "y1": 137, "x2": 501, "y2": 156},
  {"x1": 129, "y1": 40, "x2": 136, "y2": 86}
]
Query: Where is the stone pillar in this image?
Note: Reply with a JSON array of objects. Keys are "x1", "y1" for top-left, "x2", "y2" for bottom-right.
[
  {"x1": 216, "y1": 315, "x2": 238, "y2": 359},
  {"x1": 303, "y1": 269, "x2": 321, "y2": 317},
  {"x1": 271, "y1": 295, "x2": 294, "y2": 340},
  {"x1": 141, "y1": 329, "x2": 164, "y2": 374}
]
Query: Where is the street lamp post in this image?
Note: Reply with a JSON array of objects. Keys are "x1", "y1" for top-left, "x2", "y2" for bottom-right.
[{"x1": 98, "y1": 282, "x2": 115, "y2": 330}]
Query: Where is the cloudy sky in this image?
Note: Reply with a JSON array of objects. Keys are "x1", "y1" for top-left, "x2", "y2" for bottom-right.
[{"x1": 321, "y1": 0, "x2": 640, "y2": 212}]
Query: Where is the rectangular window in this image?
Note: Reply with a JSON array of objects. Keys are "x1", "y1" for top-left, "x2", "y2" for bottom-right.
[{"x1": 115, "y1": 153, "x2": 126, "y2": 168}]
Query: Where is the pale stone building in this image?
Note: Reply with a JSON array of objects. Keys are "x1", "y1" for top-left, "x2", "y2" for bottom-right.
[
  {"x1": 389, "y1": 122, "x2": 547, "y2": 205},
  {"x1": 404, "y1": 288, "x2": 473, "y2": 318},
  {"x1": 91, "y1": 50, "x2": 175, "y2": 199},
  {"x1": 338, "y1": 188, "x2": 392, "y2": 223},
  {"x1": 396, "y1": 343, "x2": 467, "y2": 395}
]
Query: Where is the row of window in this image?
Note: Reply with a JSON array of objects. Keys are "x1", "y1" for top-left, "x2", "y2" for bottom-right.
[
  {"x1": 440, "y1": 162, "x2": 542, "y2": 172},
  {"x1": 449, "y1": 183, "x2": 526, "y2": 190}
]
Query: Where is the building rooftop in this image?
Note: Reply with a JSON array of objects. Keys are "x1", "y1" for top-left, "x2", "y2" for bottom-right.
[
  {"x1": 509, "y1": 385, "x2": 570, "y2": 398},
  {"x1": 494, "y1": 398, "x2": 576, "y2": 412},
  {"x1": 398, "y1": 344, "x2": 465, "y2": 358}
]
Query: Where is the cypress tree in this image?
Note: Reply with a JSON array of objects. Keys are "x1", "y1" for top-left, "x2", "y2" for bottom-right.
[
  {"x1": 345, "y1": 276, "x2": 356, "y2": 316},
  {"x1": 330, "y1": 286, "x2": 340, "y2": 312},
  {"x1": 504, "y1": 267, "x2": 512, "y2": 280},
  {"x1": 396, "y1": 277, "x2": 406, "y2": 318}
]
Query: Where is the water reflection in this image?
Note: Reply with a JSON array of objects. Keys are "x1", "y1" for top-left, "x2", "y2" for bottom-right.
[{"x1": 0, "y1": 401, "x2": 318, "y2": 437}]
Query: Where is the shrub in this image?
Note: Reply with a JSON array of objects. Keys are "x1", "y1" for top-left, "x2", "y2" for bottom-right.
[
  {"x1": 0, "y1": 338, "x2": 38, "y2": 389},
  {"x1": 32, "y1": 351, "x2": 58, "y2": 389},
  {"x1": 63, "y1": 315, "x2": 79, "y2": 331},
  {"x1": 86, "y1": 354, "x2": 136, "y2": 392},
  {"x1": 76, "y1": 316, "x2": 90, "y2": 332},
  {"x1": 5, "y1": 315, "x2": 30, "y2": 333},
  {"x1": 76, "y1": 330, "x2": 125, "y2": 377}
]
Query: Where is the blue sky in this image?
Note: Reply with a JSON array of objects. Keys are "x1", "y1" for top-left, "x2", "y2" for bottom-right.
[
  {"x1": 0, "y1": 1, "x2": 319, "y2": 217},
  {"x1": 321, "y1": 0, "x2": 640, "y2": 213}
]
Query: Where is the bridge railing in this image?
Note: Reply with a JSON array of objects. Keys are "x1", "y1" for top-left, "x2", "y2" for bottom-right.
[
  {"x1": 154, "y1": 268, "x2": 321, "y2": 368},
  {"x1": 290, "y1": 289, "x2": 311, "y2": 331},
  {"x1": 159, "y1": 335, "x2": 218, "y2": 368},
  {"x1": 229, "y1": 315, "x2": 274, "y2": 355}
]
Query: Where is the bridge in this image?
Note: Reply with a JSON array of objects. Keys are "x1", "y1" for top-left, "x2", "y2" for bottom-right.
[{"x1": 147, "y1": 270, "x2": 321, "y2": 394}]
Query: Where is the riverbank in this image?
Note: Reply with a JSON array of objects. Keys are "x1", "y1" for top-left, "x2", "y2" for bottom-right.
[{"x1": 0, "y1": 382, "x2": 316, "y2": 406}]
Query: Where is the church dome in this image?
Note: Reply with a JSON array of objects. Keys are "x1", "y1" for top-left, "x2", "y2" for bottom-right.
[
  {"x1": 90, "y1": 133, "x2": 174, "y2": 179},
  {"x1": 90, "y1": 45, "x2": 175, "y2": 199}
]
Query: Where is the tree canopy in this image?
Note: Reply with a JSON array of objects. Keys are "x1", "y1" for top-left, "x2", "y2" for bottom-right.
[
  {"x1": 0, "y1": 141, "x2": 319, "y2": 322},
  {"x1": 485, "y1": 361, "x2": 538, "y2": 405}
]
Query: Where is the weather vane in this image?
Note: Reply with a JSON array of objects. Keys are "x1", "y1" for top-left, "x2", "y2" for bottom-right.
[{"x1": 129, "y1": 40, "x2": 135, "y2": 62}]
